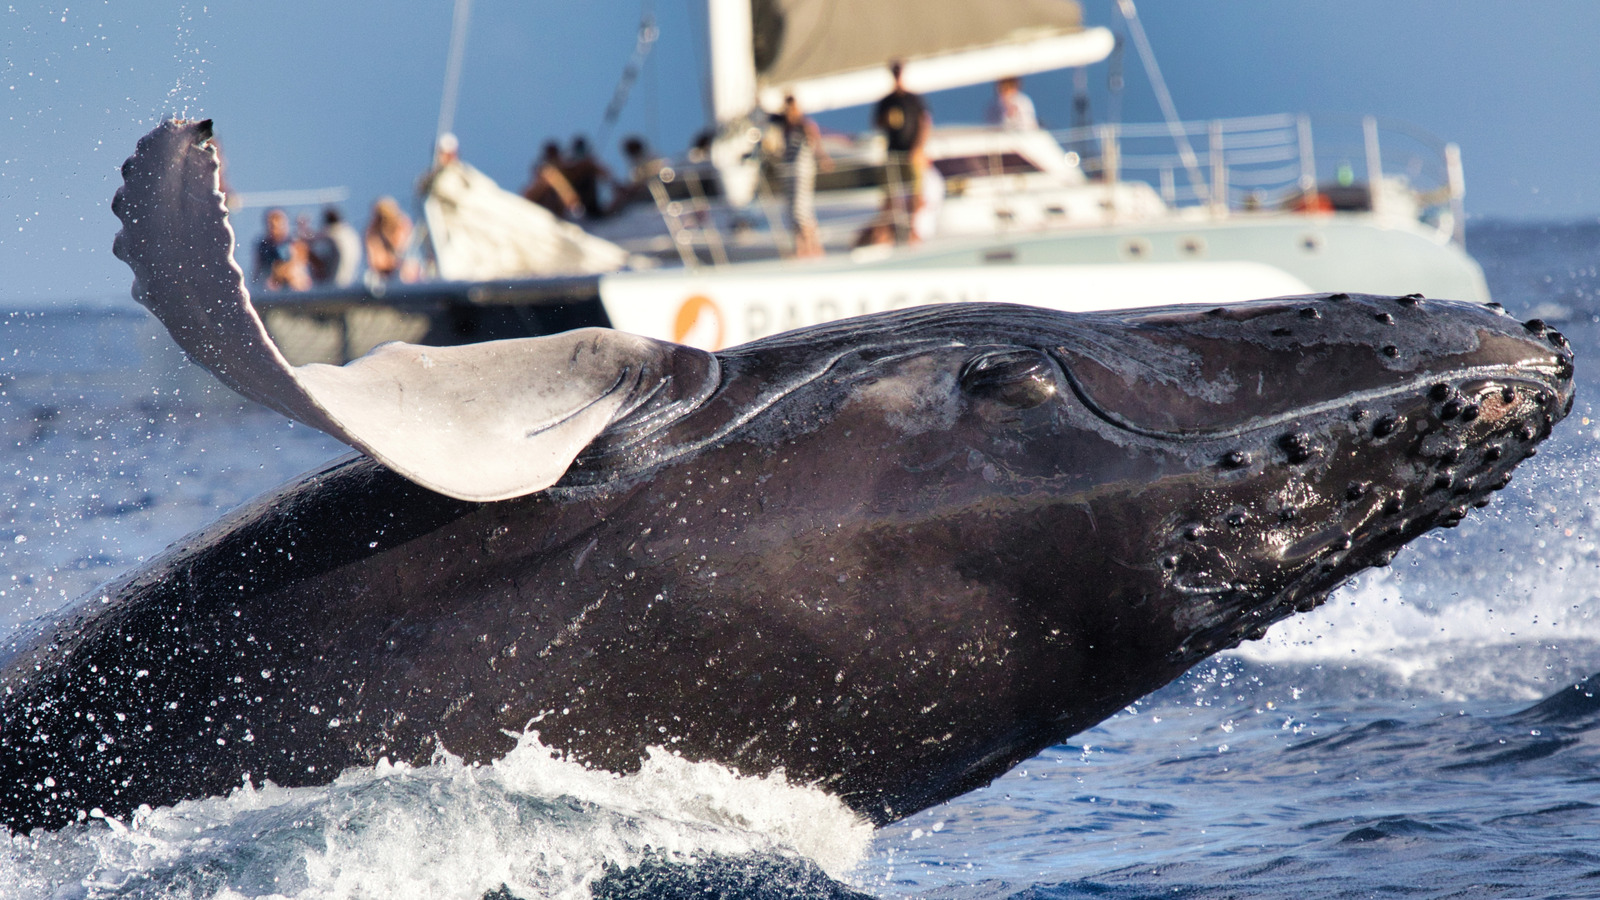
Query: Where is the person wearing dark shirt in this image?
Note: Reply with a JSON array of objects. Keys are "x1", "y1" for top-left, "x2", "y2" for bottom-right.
[
  {"x1": 252, "y1": 207, "x2": 310, "y2": 291},
  {"x1": 872, "y1": 60, "x2": 930, "y2": 243},
  {"x1": 562, "y1": 136, "x2": 612, "y2": 220},
  {"x1": 605, "y1": 136, "x2": 666, "y2": 214},
  {"x1": 874, "y1": 61, "x2": 927, "y2": 153},
  {"x1": 309, "y1": 206, "x2": 362, "y2": 286}
]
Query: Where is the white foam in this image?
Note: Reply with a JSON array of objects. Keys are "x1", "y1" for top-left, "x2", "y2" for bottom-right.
[
  {"x1": 0, "y1": 733, "x2": 874, "y2": 900},
  {"x1": 1234, "y1": 551, "x2": 1600, "y2": 699}
]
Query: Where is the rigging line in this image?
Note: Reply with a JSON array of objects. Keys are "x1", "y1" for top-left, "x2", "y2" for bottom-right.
[
  {"x1": 645, "y1": 0, "x2": 660, "y2": 141},
  {"x1": 436, "y1": 0, "x2": 474, "y2": 142},
  {"x1": 1115, "y1": 0, "x2": 1209, "y2": 203},
  {"x1": 1106, "y1": 31, "x2": 1124, "y2": 127},
  {"x1": 598, "y1": 1, "x2": 662, "y2": 145}
]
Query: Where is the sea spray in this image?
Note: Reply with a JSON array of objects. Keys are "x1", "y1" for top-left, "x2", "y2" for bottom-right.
[{"x1": 0, "y1": 734, "x2": 873, "y2": 900}]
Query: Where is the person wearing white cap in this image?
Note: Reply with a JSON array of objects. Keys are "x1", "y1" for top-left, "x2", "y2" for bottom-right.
[{"x1": 435, "y1": 132, "x2": 460, "y2": 166}]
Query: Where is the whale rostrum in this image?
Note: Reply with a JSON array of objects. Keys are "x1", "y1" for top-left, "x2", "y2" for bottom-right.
[{"x1": 0, "y1": 120, "x2": 1575, "y2": 832}]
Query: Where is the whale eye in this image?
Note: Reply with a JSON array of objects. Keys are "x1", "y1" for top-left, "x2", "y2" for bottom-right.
[{"x1": 958, "y1": 348, "x2": 1058, "y2": 409}]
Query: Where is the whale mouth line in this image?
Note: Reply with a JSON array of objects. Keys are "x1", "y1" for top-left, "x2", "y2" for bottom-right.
[{"x1": 1058, "y1": 362, "x2": 1561, "y2": 442}]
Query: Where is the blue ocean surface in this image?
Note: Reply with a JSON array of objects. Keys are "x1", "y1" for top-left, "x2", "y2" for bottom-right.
[{"x1": 2, "y1": 221, "x2": 1600, "y2": 898}]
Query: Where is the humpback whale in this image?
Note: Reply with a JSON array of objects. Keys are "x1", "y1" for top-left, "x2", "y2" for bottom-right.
[{"x1": 0, "y1": 121, "x2": 1575, "y2": 832}]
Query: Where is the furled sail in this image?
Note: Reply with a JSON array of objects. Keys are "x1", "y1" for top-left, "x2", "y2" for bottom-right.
[
  {"x1": 732, "y1": 0, "x2": 1114, "y2": 115},
  {"x1": 420, "y1": 160, "x2": 634, "y2": 280}
]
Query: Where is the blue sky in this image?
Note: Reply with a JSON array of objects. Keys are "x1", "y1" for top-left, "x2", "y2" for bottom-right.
[{"x1": 4, "y1": 1, "x2": 1599, "y2": 304}]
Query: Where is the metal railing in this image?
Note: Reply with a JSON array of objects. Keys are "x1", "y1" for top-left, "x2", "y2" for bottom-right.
[
  {"x1": 645, "y1": 112, "x2": 1468, "y2": 267},
  {"x1": 1055, "y1": 113, "x2": 1464, "y2": 240},
  {"x1": 646, "y1": 151, "x2": 912, "y2": 268},
  {"x1": 649, "y1": 164, "x2": 731, "y2": 268}
]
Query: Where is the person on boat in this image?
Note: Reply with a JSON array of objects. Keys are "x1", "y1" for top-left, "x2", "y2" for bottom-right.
[
  {"x1": 294, "y1": 212, "x2": 316, "y2": 249},
  {"x1": 686, "y1": 129, "x2": 715, "y2": 164},
  {"x1": 418, "y1": 133, "x2": 634, "y2": 280},
  {"x1": 607, "y1": 135, "x2": 665, "y2": 214},
  {"x1": 364, "y1": 196, "x2": 418, "y2": 284},
  {"x1": 986, "y1": 77, "x2": 1038, "y2": 131},
  {"x1": 435, "y1": 132, "x2": 460, "y2": 167},
  {"x1": 252, "y1": 208, "x2": 311, "y2": 292},
  {"x1": 417, "y1": 132, "x2": 467, "y2": 196},
  {"x1": 562, "y1": 136, "x2": 613, "y2": 220},
  {"x1": 309, "y1": 206, "x2": 362, "y2": 287},
  {"x1": 522, "y1": 142, "x2": 583, "y2": 219},
  {"x1": 912, "y1": 163, "x2": 945, "y2": 243},
  {"x1": 773, "y1": 95, "x2": 832, "y2": 259},
  {"x1": 872, "y1": 60, "x2": 930, "y2": 244}
]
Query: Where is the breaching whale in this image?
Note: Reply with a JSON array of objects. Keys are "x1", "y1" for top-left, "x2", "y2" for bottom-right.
[{"x1": 0, "y1": 121, "x2": 1575, "y2": 832}]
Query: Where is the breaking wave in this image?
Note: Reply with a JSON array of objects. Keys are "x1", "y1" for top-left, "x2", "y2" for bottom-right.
[{"x1": 0, "y1": 733, "x2": 873, "y2": 900}]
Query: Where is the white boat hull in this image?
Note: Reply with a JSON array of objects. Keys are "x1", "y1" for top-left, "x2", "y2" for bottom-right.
[{"x1": 598, "y1": 214, "x2": 1489, "y2": 350}]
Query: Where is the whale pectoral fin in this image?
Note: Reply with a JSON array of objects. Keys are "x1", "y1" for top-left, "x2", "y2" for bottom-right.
[
  {"x1": 110, "y1": 119, "x2": 341, "y2": 434},
  {"x1": 113, "y1": 120, "x2": 714, "y2": 502},
  {"x1": 293, "y1": 329, "x2": 696, "y2": 501}
]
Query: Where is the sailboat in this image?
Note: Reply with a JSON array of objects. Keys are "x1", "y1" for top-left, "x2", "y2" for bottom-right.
[{"x1": 253, "y1": 0, "x2": 1489, "y2": 363}]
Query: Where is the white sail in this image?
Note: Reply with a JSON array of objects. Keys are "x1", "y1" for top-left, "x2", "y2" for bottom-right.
[
  {"x1": 761, "y1": 30, "x2": 1114, "y2": 114},
  {"x1": 421, "y1": 161, "x2": 634, "y2": 280},
  {"x1": 729, "y1": 0, "x2": 1115, "y2": 116}
]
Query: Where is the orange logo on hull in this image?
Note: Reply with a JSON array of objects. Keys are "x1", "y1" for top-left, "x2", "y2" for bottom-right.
[{"x1": 673, "y1": 294, "x2": 726, "y2": 350}]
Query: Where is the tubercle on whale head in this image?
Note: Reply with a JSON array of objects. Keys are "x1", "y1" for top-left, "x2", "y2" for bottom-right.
[{"x1": 1026, "y1": 292, "x2": 1575, "y2": 667}]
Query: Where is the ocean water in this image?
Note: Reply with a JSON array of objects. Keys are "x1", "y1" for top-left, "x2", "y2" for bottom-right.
[{"x1": 3, "y1": 221, "x2": 1600, "y2": 898}]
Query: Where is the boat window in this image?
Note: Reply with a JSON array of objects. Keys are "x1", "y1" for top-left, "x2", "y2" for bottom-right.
[{"x1": 933, "y1": 153, "x2": 1041, "y2": 179}]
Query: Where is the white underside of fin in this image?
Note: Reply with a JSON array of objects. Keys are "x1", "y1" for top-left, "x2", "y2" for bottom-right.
[{"x1": 112, "y1": 120, "x2": 707, "y2": 502}]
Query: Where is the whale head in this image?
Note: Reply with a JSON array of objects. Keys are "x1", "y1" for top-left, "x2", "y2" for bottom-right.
[
  {"x1": 697, "y1": 293, "x2": 1574, "y2": 782},
  {"x1": 1037, "y1": 293, "x2": 1574, "y2": 668}
]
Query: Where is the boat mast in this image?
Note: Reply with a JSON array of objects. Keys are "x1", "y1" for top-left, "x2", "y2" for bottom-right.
[
  {"x1": 707, "y1": 0, "x2": 757, "y2": 126},
  {"x1": 597, "y1": 2, "x2": 662, "y2": 147},
  {"x1": 705, "y1": 0, "x2": 761, "y2": 206},
  {"x1": 436, "y1": 0, "x2": 475, "y2": 142}
]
